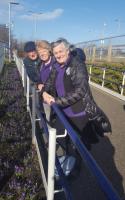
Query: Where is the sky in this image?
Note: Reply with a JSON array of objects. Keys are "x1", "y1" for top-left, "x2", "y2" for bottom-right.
[{"x1": 0, "y1": 0, "x2": 125, "y2": 44}]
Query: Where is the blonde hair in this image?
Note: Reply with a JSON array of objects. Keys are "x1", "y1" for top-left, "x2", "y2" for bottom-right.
[{"x1": 36, "y1": 40, "x2": 52, "y2": 53}]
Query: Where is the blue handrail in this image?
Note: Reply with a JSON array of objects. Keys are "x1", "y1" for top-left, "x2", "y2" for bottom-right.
[
  {"x1": 36, "y1": 103, "x2": 74, "y2": 200},
  {"x1": 51, "y1": 103, "x2": 121, "y2": 200}
]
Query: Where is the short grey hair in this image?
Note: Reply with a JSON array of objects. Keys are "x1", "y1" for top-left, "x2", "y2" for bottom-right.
[{"x1": 51, "y1": 38, "x2": 71, "y2": 51}]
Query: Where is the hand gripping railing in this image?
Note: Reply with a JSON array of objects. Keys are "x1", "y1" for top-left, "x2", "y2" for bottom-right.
[{"x1": 51, "y1": 103, "x2": 121, "y2": 200}]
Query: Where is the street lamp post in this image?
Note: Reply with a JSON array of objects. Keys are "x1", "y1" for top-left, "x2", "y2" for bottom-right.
[
  {"x1": 28, "y1": 11, "x2": 43, "y2": 41},
  {"x1": 8, "y1": 2, "x2": 19, "y2": 62}
]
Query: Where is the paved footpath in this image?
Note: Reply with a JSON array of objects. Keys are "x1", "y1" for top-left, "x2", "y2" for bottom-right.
[{"x1": 67, "y1": 86, "x2": 125, "y2": 200}]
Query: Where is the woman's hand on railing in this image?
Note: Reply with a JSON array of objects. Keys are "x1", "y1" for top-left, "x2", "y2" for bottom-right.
[
  {"x1": 43, "y1": 92, "x2": 55, "y2": 105},
  {"x1": 37, "y1": 83, "x2": 44, "y2": 91}
]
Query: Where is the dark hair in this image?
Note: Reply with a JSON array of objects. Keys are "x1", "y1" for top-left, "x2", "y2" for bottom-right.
[{"x1": 24, "y1": 41, "x2": 36, "y2": 53}]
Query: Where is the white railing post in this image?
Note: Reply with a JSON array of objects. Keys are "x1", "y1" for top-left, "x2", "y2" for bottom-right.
[
  {"x1": 89, "y1": 65, "x2": 92, "y2": 83},
  {"x1": 47, "y1": 128, "x2": 56, "y2": 200},
  {"x1": 32, "y1": 86, "x2": 36, "y2": 144},
  {"x1": 26, "y1": 76, "x2": 30, "y2": 111},
  {"x1": 102, "y1": 68, "x2": 106, "y2": 87},
  {"x1": 22, "y1": 64, "x2": 25, "y2": 88},
  {"x1": 121, "y1": 72, "x2": 125, "y2": 96}
]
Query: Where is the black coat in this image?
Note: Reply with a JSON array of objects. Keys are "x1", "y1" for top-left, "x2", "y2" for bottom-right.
[
  {"x1": 23, "y1": 57, "x2": 41, "y2": 83},
  {"x1": 44, "y1": 56, "x2": 111, "y2": 137}
]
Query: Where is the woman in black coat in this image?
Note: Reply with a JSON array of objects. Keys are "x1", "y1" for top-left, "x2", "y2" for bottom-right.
[{"x1": 41, "y1": 38, "x2": 112, "y2": 149}]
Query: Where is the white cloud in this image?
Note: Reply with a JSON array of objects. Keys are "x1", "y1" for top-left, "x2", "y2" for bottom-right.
[{"x1": 20, "y1": 8, "x2": 64, "y2": 21}]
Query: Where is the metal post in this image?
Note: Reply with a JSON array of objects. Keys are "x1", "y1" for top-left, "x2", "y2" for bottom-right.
[
  {"x1": 32, "y1": 86, "x2": 36, "y2": 144},
  {"x1": 22, "y1": 65, "x2": 25, "y2": 87},
  {"x1": 47, "y1": 128, "x2": 56, "y2": 200},
  {"x1": 22, "y1": 64, "x2": 27, "y2": 96},
  {"x1": 121, "y1": 72, "x2": 125, "y2": 95},
  {"x1": 89, "y1": 66, "x2": 92, "y2": 83},
  {"x1": 26, "y1": 76, "x2": 30, "y2": 111},
  {"x1": 102, "y1": 68, "x2": 106, "y2": 87}
]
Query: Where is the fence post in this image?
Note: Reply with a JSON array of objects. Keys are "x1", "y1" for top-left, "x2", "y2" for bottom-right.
[
  {"x1": 102, "y1": 68, "x2": 106, "y2": 87},
  {"x1": 92, "y1": 46, "x2": 96, "y2": 62},
  {"x1": 26, "y1": 76, "x2": 30, "y2": 111},
  {"x1": 22, "y1": 64, "x2": 24, "y2": 87},
  {"x1": 107, "y1": 44, "x2": 112, "y2": 62},
  {"x1": 89, "y1": 65, "x2": 92, "y2": 83},
  {"x1": 32, "y1": 86, "x2": 36, "y2": 144},
  {"x1": 121, "y1": 72, "x2": 125, "y2": 95},
  {"x1": 47, "y1": 128, "x2": 56, "y2": 200}
]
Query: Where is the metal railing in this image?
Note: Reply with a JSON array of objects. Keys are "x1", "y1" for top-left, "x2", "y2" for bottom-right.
[
  {"x1": 76, "y1": 34, "x2": 125, "y2": 63},
  {"x1": 88, "y1": 64, "x2": 125, "y2": 101},
  {"x1": 13, "y1": 51, "x2": 122, "y2": 200}
]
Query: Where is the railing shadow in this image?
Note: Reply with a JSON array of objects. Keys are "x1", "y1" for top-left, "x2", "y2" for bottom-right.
[
  {"x1": 68, "y1": 135, "x2": 125, "y2": 200},
  {"x1": 51, "y1": 104, "x2": 121, "y2": 200},
  {"x1": 92, "y1": 137, "x2": 125, "y2": 199}
]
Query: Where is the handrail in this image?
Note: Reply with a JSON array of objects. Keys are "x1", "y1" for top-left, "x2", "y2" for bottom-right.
[
  {"x1": 89, "y1": 73, "x2": 121, "y2": 93},
  {"x1": 90, "y1": 64, "x2": 125, "y2": 73},
  {"x1": 76, "y1": 34, "x2": 125, "y2": 45},
  {"x1": 51, "y1": 103, "x2": 121, "y2": 200},
  {"x1": 87, "y1": 64, "x2": 125, "y2": 97},
  {"x1": 37, "y1": 92, "x2": 73, "y2": 200}
]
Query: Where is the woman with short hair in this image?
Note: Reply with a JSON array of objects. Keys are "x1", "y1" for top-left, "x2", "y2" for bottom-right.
[{"x1": 41, "y1": 38, "x2": 112, "y2": 149}]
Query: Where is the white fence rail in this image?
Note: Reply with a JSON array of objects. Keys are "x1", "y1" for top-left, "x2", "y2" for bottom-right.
[{"x1": 88, "y1": 65, "x2": 125, "y2": 101}]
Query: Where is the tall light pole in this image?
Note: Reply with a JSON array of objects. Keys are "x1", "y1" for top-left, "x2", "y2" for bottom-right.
[
  {"x1": 28, "y1": 11, "x2": 43, "y2": 41},
  {"x1": 9, "y1": 2, "x2": 19, "y2": 62}
]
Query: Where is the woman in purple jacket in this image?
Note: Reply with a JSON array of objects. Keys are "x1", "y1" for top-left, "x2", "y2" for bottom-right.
[
  {"x1": 41, "y1": 38, "x2": 112, "y2": 150},
  {"x1": 36, "y1": 40, "x2": 55, "y2": 90}
]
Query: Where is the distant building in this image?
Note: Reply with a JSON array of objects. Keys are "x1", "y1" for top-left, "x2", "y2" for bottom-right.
[{"x1": 0, "y1": 24, "x2": 9, "y2": 44}]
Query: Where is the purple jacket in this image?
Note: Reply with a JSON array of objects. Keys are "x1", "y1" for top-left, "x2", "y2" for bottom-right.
[{"x1": 39, "y1": 56, "x2": 55, "y2": 84}]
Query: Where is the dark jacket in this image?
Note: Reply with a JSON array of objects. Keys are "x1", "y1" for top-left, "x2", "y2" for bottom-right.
[
  {"x1": 23, "y1": 57, "x2": 41, "y2": 83},
  {"x1": 44, "y1": 56, "x2": 111, "y2": 133},
  {"x1": 71, "y1": 48, "x2": 86, "y2": 63}
]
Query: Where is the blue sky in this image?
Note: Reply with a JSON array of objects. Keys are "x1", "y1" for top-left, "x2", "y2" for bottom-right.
[{"x1": 0, "y1": 0, "x2": 125, "y2": 44}]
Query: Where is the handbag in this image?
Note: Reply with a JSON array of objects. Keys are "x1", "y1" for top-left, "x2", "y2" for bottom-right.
[{"x1": 93, "y1": 110, "x2": 112, "y2": 136}]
